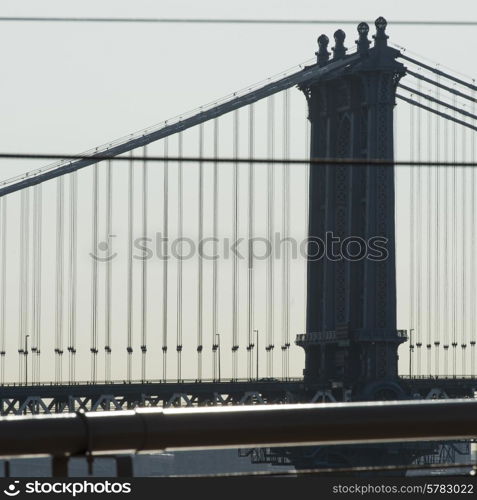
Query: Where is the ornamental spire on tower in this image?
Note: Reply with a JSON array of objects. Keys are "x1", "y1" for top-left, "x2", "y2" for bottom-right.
[
  {"x1": 332, "y1": 29, "x2": 347, "y2": 59},
  {"x1": 315, "y1": 34, "x2": 330, "y2": 66},
  {"x1": 373, "y1": 16, "x2": 389, "y2": 48},
  {"x1": 356, "y1": 22, "x2": 371, "y2": 53}
]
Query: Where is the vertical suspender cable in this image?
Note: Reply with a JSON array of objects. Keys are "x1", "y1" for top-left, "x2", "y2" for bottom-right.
[
  {"x1": 32, "y1": 184, "x2": 42, "y2": 383},
  {"x1": 409, "y1": 103, "x2": 415, "y2": 376},
  {"x1": 0, "y1": 197, "x2": 6, "y2": 384},
  {"x1": 105, "y1": 160, "x2": 112, "y2": 382},
  {"x1": 37, "y1": 188, "x2": 42, "y2": 384},
  {"x1": 212, "y1": 119, "x2": 219, "y2": 380},
  {"x1": 471, "y1": 82, "x2": 476, "y2": 376},
  {"x1": 462, "y1": 111, "x2": 467, "y2": 375},
  {"x1": 416, "y1": 77, "x2": 422, "y2": 377},
  {"x1": 247, "y1": 104, "x2": 255, "y2": 380},
  {"x1": 141, "y1": 145, "x2": 148, "y2": 382},
  {"x1": 426, "y1": 97, "x2": 432, "y2": 375},
  {"x1": 197, "y1": 124, "x2": 204, "y2": 381},
  {"x1": 18, "y1": 191, "x2": 23, "y2": 382},
  {"x1": 452, "y1": 86, "x2": 457, "y2": 377},
  {"x1": 91, "y1": 163, "x2": 99, "y2": 383},
  {"x1": 55, "y1": 177, "x2": 64, "y2": 383},
  {"x1": 282, "y1": 89, "x2": 290, "y2": 379},
  {"x1": 435, "y1": 69, "x2": 441, "y2": 375},
  {"x1": 266, "y1": 95, "x2": 275, "y2": 378},
  {"x1": 31, "y1": 188, "x2": 37, "y2": 383},
  {"x1": 127, "y1": 151, "x2": 134, "y2": 383},
  {"x1": 19, "y1": 188, "x2": 30, "y2": 383},
  {"x1": 177, "y1": 132, "x2": 183, "y2": 382},
  {"x1": 162, "y1": 139, "x2": 169, "y2": 381},
  {"x1": 232, "y1": 110, "x2": 239, "y2": 381},
  {"x1": 304, "y1": 116, "x2": 310, "y2": 335},
  {"x1": 68, "y1": 172, "x2": 77, "y2": 383},
  {"x1": 443, "y1": 112, "x2": 450, "y2": 375}
]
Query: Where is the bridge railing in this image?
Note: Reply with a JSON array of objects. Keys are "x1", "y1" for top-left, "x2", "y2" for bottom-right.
[
  {"x1": 0, "y1": 398, "x2": 475, "y2": 457},
  {"x1": 0, "y1": 377, "x2": 303, "y2": 388}
]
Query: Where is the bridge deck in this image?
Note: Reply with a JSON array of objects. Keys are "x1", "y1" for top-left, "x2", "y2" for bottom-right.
[
  {"x1": 0, "y1": 378, "x2": 304, "y2": 399},
  {"x1": 0, "y1": 376, "x2": 475, "y2": 416}
]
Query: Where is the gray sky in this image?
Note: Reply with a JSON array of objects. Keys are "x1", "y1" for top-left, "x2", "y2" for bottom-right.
[
  {"x1": 2, "y1": 0, "x2": 476, "y2": 161},
  {"x1": 0, "y1": 0, "x2": 476, "y2": 383}
]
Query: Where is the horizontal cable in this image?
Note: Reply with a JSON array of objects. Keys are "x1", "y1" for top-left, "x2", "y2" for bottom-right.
[
  {"x1": 396, "y1": 94, "x2": 477, "y2": 132},
  {"x1": 2, "y1": 152, "x2": 477, "y2": 168},
  {"x1": 398, "y1": 83, "x2": 477, "y2": 121},
  {"x1": 1, "y1": 17, "x2": 477, "y2": 25},
  {"x1": 407, "y1": 70, "x2": 476, "y2": 103}
]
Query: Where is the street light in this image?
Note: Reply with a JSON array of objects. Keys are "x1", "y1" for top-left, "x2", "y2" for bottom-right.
[
  {"x1": 253, "y1": 329, "x2": 259, "y2": 380},
  {"x1": 409, "y1": 329, "x2": 414, "y2": 378}
]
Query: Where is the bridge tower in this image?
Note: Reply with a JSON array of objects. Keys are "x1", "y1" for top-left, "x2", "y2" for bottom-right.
[{"x1": 296, "y1": 18, "x2": 407, "y2": 399}]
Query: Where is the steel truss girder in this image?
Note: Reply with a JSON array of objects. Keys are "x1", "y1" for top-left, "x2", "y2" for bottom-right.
[{"x1": 1, "y1": 377, "x2": 476, "y2": 415}]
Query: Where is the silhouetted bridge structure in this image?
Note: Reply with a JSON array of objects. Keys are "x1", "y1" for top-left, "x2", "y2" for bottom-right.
[
  {"x1": 3, "y1": 375, "x2": 477, "y2": 415},
  {"x1": 1, "y1": 16, "x2": 477, "y2": 469}
]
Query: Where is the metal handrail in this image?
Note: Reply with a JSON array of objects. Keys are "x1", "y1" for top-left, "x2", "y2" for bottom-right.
[
  {"x1": 0, "y1": 398, "x2": 476, "y2": 458},
  {"x1": 401, "y1": 375, "x2": 477, "y2": 380}
]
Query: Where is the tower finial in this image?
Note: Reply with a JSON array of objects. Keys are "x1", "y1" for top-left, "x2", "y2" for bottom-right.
[
  {"x1": 316, "y1": 34, "x2": 330, "y2": 66},
  {"x1": 356, "y1": 22, "x2": 370, "y2": 53},
  {"x1": 332, "y1": 29, "x2": 347, "y2": 59},
  {"x1": 373, "y1": 16, "x2": 389, "y2": 48}
]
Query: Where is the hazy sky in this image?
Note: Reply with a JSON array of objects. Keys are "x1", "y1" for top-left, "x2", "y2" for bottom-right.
[
  {"x1": 2, "y1": 0, "x2": 476, "y2": 162},
  {"x1": 0, "y1": 1, "x2": 476, "y2": 383}
]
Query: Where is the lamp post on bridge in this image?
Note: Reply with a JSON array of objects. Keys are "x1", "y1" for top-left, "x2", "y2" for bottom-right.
[{"x1": 217, "y1": 334, "x2": 221, "y2": 382}]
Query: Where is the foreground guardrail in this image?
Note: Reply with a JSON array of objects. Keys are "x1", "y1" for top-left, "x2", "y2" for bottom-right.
[{"x1": 0, "y1": 399, "x2": 476, "y2": 458}]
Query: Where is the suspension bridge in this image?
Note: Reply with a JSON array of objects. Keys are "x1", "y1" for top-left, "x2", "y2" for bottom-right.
[{"x1": 0, "y1": 15, "x2": 476, "y2": 447}]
